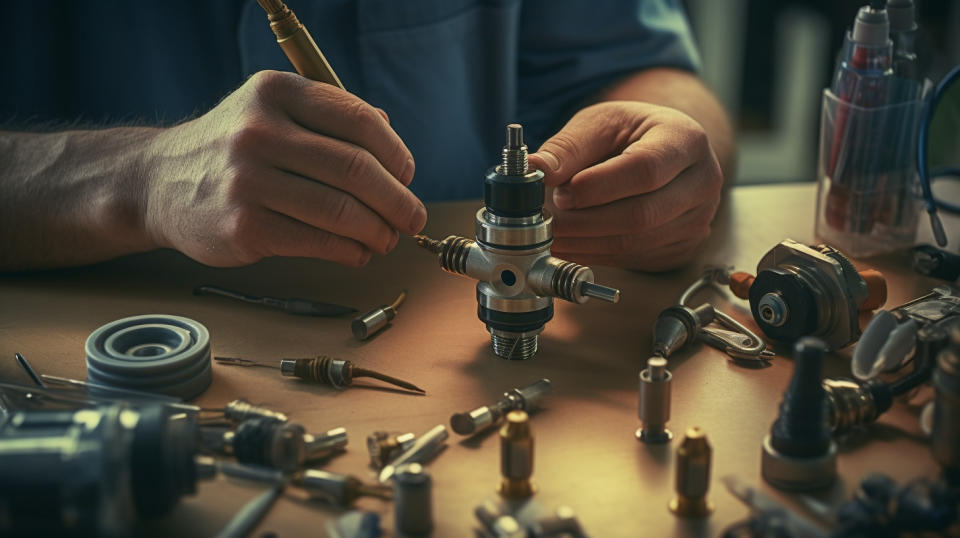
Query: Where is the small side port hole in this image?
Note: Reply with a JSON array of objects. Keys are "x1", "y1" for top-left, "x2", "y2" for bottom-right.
[{"x1": 501, "y1": 270, "x2": 517, "y2": 286}]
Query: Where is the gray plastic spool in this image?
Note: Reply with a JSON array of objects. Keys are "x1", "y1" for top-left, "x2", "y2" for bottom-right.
[{"x1": 85, "y1": 314, "x2": 212, "y2": 400}]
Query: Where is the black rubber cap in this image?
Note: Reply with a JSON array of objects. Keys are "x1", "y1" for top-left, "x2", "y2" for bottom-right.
[
  {"x1": 478, "y1": 304, "x2": 553, "y2": 333},
  {"x1": 749, "y1": 269, "x2": 817, "y2": 343},
  {"x1": 483, "y1": 167, "x2": 545, "y2": 218}
]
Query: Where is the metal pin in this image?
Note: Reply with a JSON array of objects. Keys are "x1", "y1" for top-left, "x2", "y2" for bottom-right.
[
  {"x1": 223, "y1": 399, "x2": 288, "y2": 424},
  {"x1": 579, "y1": 282, "x2": 621, "y2": 304},
  {"x1": 296, "y1": 470, "x2": 392, "y2": 506},
  {"x1": 367, "y1": 431, "x2": 417, "y2": 469},
  {"x1": 379, "y1": 425, "x2": 448, "y2": 483},
  {"x1": 498, "y1": 410, "x2": 536, "y2": 499},
  {"x1": 304, "y1": 427, "x2": 348, "y2": 460},
  {"x1": 451, "y1": 378, "x2": 552, "y2": 435},
  {"x1": 669, "y1": 427, "x2": 714, "y2": 518},
  {"x1": 13, "y1": 353, "x2": 45, "y2": 388}
]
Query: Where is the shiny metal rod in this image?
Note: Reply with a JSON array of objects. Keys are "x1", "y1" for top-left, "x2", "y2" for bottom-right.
[{"x1": 580, "y1": 282, "x2": 621, "y2": 303}]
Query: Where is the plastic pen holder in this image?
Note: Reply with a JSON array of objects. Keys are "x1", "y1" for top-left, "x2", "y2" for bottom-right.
[{"x1": 815, "y1": 88, "x2": 924, "y2": 257}]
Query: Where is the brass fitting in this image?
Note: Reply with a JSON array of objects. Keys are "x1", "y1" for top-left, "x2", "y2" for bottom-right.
[
  {"x1": 669, "y1": 427, "x2": 714, "y2": 518},
  {"x1": 498, "y1": 410, "x2": 536, "y2": 499}
]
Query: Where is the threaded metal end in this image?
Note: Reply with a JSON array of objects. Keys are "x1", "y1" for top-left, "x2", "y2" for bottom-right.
[
  {"x1": 501, "y1": 124, "x2": 528, "y2": 176},
  {"x1": 437, "y1": 236, "x2": 473, "y2": 276},
  {"x1": 551, "y1": 261, "x2": 590, "y2": 302},
  {"x1": 490, "y1": 332, "x2": 538, "y2": 361}
]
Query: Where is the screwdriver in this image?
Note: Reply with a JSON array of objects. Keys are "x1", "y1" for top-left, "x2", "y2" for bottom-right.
[{"x1": 215, "y1": 356, "x2": 425, "y2": 394}]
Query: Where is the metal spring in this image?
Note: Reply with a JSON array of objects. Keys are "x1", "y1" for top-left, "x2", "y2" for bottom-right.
[
  {"x1": 293, "y1": 356, "x2": 347, "y2": 388},
  {"x1": 438, "y1": 236, "x2": 473, "y2": 276},
  {"x1": 550, "y1": 261, "x2": 589, "y2": 302}
]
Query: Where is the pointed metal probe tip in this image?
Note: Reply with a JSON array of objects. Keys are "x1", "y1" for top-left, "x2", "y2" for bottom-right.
[
  {"x1": 354, "y1": 367, "x2": 426, "y2": 394},
  {"x1": 413, "y1": 234, "x2": 443, "y2": 254}
]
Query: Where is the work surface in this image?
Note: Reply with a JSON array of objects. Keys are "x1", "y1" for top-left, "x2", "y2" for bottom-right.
[{"x1": 0, "y1": 183, "x2": 948, "y2": 537}]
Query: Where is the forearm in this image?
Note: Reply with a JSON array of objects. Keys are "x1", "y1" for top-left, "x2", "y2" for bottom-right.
[
  {"x1": 0, "y1": 128, "x2": 159, "y2": 271},
  {"x1": 597, "y1": 67, "x2": 736, "y2": 182}
]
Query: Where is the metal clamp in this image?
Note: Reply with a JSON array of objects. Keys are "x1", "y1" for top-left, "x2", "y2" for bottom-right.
[{"x1": 680, "y1": 267, "x2": 774, "y2": 362}]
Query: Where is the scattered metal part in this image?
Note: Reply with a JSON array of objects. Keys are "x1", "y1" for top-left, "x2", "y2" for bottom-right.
[
  {"x1": 721, "y1": 476, "x2": 827, "y2": 538},
  {"x1": 216, "y1": 356, "x2": 425, "y2": 394},
  {"x1": 854, "y1": 285, "x2": 960, "y2": 380},
  {"x1": 451, "y1": 378, "x2": 552, "y2": 436},
  {"x1": 0, "y1": 403, "x2": 204, "y2": 535},
  {"x1": 214, "y1": 485, "x2": 284, "y2": 538},
  {"x1": 367, "y1": 431, "x2": 417, "y2": 470},
  {"x1": 296, "y1": 469, "x2": 392, "y2": 506},
  {"x1": 379, "y1": 425, "x2": 449, "y2": 483},
  {"x1": 194, "y1": 284, "x2": 356, "y2": 316},
  {"x1": 652, "y1": 304, "x2": 715, "y2": 359},
  {"x1": 413, "y1": 124, "x2": 620, "y2": 361},
  {"x1": 475, "y1": 501, "x2": 526, "y2": 538},
  {"x1": 498, "y1": 410, "x2": 536, "y2": 499},
  {"x1": 223, "y1": 399, "x2": 288, "y2": 424},
  {"x1": 825, "y1": 473, "x2": 959, "y2": 536},
  {"x1": 728, "y1": 240, "x2": 887, "y2": 350},
  {"x1": 326, "y1": 511, "x2": 382, "y2": 538},
  {"x1": 663, "y1": 267, "x2": 774, "y2": 361},
  {"x1": 529, "y1": 506, "x2": 589, "y2": 538},
  {"x1": 822, "y1": 378, "x2": 893, "y2": 433},
  {"x1": 280, "y1": 356, "x2": 425, "y2": 394},
  {"x1": 669, "y1": 427, "x2": 714, "y2": 518},
  {"x1": 40, "y1": 374, "x2": 186, "y2": 404},
  {"x1": 13, "y1": 353, "x2": 45, "y2": 388},
  {"x1": 394, "y1": 463, "x2": 434, "y2": 536},
  {"x1": 217, "y1": 418, "x2": 348, "y2": 473},
  {"x1": 636, "y1": 357, "x2": 672, "y2": 443},
  {"x1": 352, "y1": 290, "x2": 406, "y2": 340},
  {"x1": 762, "y1": 338, "x2": 837, "y2": 491},
  {"x1": 912, "y1": 244, "x2": 960, "y2": 281}
]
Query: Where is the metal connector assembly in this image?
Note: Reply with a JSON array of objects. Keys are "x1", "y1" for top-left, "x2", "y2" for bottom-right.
[
  {"x1": 636, "y1": 357, "x2": 673, "y2": 443},
  {"x1": 451, "y1": 378, "x2": 552, "y2": 435},
  {"x1": 415, "y1": 124, "x2": 620, "y2": 360}
]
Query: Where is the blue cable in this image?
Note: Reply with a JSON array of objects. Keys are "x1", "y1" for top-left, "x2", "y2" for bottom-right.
[{"x1": 917, "y1": 63, "x2": 960, "y2": 246}]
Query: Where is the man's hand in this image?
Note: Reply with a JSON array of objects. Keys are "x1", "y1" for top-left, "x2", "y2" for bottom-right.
[
  {"x1": 143, "y1": 70, "x2": 426, "y2": 268},
  {"x1": 528, "y1": 101, "x2": 723, "y2": 272}
]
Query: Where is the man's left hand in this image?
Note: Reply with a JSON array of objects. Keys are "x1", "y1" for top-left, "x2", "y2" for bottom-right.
[{"x1": 528, "y1": 101, "x2": 723, "y2": 272}]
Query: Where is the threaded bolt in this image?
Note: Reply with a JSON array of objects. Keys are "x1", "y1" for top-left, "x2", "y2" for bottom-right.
[{"x1": 501, "y1": 124, "x2": 528, "y2": 176}]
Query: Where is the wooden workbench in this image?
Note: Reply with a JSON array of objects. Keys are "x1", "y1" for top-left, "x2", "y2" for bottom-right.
[{"x1": 0, "y1": 183, "x2": 946, "y2": 537}]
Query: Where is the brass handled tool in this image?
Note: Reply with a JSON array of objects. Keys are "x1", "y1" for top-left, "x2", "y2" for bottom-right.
[
  {"x1": 255, "y1": 0, "x2": 345, "y2": 88},
  {"x1": 215, "y1": 356, "x2": 425, "y2": 394}
]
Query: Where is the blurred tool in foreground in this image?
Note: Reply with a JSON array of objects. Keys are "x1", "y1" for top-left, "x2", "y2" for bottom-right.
[{"x1": 255, "y1": 0, "x2": 344, "y2": 88}]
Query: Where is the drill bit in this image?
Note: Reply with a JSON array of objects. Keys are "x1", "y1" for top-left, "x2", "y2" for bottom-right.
[{"x1": 215, "y1": 356, "x2": 425, "y2": 394}]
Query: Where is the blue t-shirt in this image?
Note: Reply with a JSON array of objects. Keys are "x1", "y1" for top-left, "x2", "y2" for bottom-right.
[{"x1": 0, "y1": 0, "x2": 700, "y2": 201}]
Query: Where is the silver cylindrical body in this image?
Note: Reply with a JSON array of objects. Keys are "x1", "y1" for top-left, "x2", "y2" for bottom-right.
[
  {"x1": 637, "y1": 357, "x2": 673, "y2": 443},
  {"x1": 378, "y1": 425, "x2": 448, "y2": 483},
  {"x1": 394, "y1": 463, "x2": 433, "y2": 535},
  {"x1": 352, "y1": 306, "x2": 396, "y2": 340},
  {"x1": 298, "y1": 469, "x2": 348, "y2": 504}
]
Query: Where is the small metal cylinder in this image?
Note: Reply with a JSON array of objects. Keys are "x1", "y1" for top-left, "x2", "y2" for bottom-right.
[
  {"x1": 223, "y1": 399, "x2": 288, "y2": 424},
  {"x1": 637, "y1": 357, "x2": 673, "y2": 443},
  {"x1": 512, "y1": 378, "x2": 552, "y2": 409},
  {"x1": 352, "y1": 306, "x2": 396, "y2": 340},
  {"x1": 367, "y1": 431, "x2": 417, "y2": 469},
  {"x1": 451, "y1": 405, "x2": 497, "y2": 435},
  {"x1": 394, "y1": 463, "x2": 434, "y2": 536},
  {"x1": 378, "y1": 425, "x2": 448, "y2": 483},
  {"x1": 498, "y1": 410, "x2": 536, "y2": 499},
  {"x1": 669, "y1": 427, "x2": 714, "y2": 518}
]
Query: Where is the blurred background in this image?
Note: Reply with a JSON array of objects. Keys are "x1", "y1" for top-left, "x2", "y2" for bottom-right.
[{"x1": 682, "y1": 0, "x2": 960, "y2": 185}]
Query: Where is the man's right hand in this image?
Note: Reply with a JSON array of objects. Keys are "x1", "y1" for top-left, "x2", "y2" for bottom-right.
[{"x1": 143, "y1": 70, "x2": 426, "y2": 267}]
